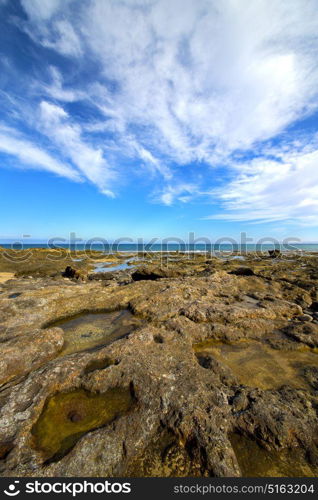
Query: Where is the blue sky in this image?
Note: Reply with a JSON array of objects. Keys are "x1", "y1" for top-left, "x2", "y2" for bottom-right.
[{"x1": 0, "y1": 0, "x2": 318, "y2": 242}]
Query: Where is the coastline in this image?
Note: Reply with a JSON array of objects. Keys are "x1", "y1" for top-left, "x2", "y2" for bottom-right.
[{"x1": 0, "y1": 248, "x2": 317, "y2": 476}]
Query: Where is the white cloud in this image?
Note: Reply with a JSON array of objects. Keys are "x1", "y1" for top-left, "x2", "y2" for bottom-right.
[
  {"x1": 38, "y1": 66, "x2": 85, "y2": 102},
  {"x1": 38, "y1": 101, "x2": 115, "y2": 195},
  {"x1": 11, "y1": 0, "x2": 318, "y2": 221},
  {"x1": 77, "y1": 0, "x2": 318, "y2": 161},
  {"x1": 18, "y1": 0, "x2": 318, "y2": 162},
  {"x1": 42, "y1": 20, "x2": 83, "y2": 57},
  {"x1": 20, "y1": 0, "x2": 68, "y2": 21},
  {"x1": 155, "y1": 183, "x2": 199, "y2": 205},
  {"x1": 204, "y1": 140, "x2": 318, "y2": 225},
  {"x1": 20, "y1": 0, "x2": 81, "y2": 57},
  {"x1": 0, "y1": 125, "x2": 80, "y2": 181}
]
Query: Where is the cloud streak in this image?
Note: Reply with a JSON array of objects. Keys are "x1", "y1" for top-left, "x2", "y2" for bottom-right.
[
  {"x1": 1, "y1": 0, "x2": 318, "y2": 225},
  {"x1": 0, "y1": 125, "x2": 81, "y2": 181},
  {"x1": 204, "y1": 138, "x2": 318, "y2": 225},
  {"x1": 38, "y1": 101, "x2": 115, "y2": 195}
]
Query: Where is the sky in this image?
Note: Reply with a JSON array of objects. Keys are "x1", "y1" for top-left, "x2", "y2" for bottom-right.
[{"x1": 0, "y1": 0, "x2": 318, "y2": 243}]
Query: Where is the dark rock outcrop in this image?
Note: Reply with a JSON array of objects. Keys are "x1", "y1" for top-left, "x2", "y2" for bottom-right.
[{"x1": 268, "y1": 249, "x2": 281, "y2": 258}]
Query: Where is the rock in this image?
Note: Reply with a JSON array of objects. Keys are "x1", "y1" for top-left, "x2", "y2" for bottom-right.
[
  {"x1": 284, "y1": 322, "x2": 318, "y2": 347},
  {"x1": 0, "y1": 328, "x2": 64, "y2": 386},
  {"x1": 229, "y1": 267, "x2": 255, "y2": 276},
  {"x1": 0, "y1": 252, "x2": 318, "y2": 477},
  {"x1": 131, "y1": 266, "x2": 184, "y2": 281},
  {"x1": 303, "y1": 367, "x2": 318, "y2": 390},
  {"x1": 62, "y1": 266, "x2": 83, "y2": 280},
  {"x1": 298, "y1": 314, "x2": 313, "y2": 322},
  {"x1": 231, "y1": 391, "x2": 249, "y2": 412},
  {"x1": 268, "y1": 249, "x2": 281, "y2": 258}
]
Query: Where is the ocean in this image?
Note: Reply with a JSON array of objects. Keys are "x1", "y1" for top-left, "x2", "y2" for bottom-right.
[{"x1": 1, "y1": 243, "x2": 318, "y2": 253}]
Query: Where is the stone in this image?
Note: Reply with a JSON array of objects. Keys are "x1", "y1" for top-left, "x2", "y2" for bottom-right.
[
  {"x1": 298, "y1": 314, "x2": 313, "y2": 322},
  {"x1": 229, "y1": 267, "x2": 255, "y2": 276},
  {"x1": 268, "y1": 249, "x2": 281, "y2": 258},
  {"x1": 62, "y1": 266, "x2": 83, "y2": 280},
  {"x1": 284, "y1": 322, "x2": 318, "y2": 347},
  {"x1": 0, "y1": 250, "x2": 318, "y2": 477}
]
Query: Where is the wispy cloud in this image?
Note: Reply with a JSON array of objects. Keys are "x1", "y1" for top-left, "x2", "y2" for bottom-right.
[
  {"x1": 38, "y1": 101, "x2": 115, "y2": 196},
  {"x1": 203, "y1": 138, "x2": 318, "y2": 225},
  {"x1": 38, "y1": 66, "x2": 86, "y2": 103},
  {"x1": 2, "y1": 0, "x2": 318, "y2": 224},
  {"x1": 0, "y1": 124, "x2": 80, "y2": 181},
  {"x1": 154, "y1": 183, "x2": 200, "y2": 206}
]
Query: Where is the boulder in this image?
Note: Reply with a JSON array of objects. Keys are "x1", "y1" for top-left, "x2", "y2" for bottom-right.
[
  {"x1": 62, "y1": 266, "x2": 83, "y2": 280},
  {"x1": 229, "y1": 267, "x2": 255, "y2": 276},
  {"x1": 268, "y1": 249, "x2": 281, "y2": 258}
]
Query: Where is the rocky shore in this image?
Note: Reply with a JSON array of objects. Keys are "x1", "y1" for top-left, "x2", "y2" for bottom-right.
[{"x1": 0, "y1": 249, "x2": 318, "y2": 477}]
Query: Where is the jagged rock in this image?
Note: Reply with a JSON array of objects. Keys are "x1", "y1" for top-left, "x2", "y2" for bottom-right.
[
  {"x1": 268, "y1": 249, "x2": 281, "y2": 258},
  {"x1": 298, "y1": 314, "x2": 313, "y2": 322},
  {"x1": 62, "y1": 266, "x2": 83, "y2": 280},
  {"x1": 284, "y1": 322, "x2": 318, "y2": 347},
  {"x1": 229, "y1": 267, "x2": 255, "y2": 276},
  {"x1": 131, "y1": 266, "x2": 186, "y2": 281},
  {"x1": 0, "y1": 328, "x2": 64, "y2": 386},
  {"x1": 303, "y1": 367, "x2": 318, "y2": 390},
  {"x1": 0, "y1": 252, "x2": 318, "y2": 477}
]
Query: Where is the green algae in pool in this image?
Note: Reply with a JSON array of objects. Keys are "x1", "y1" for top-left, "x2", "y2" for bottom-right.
[
  {"x1": 32, "y1": 387, "x2": 133, "y2": 461},
  {"x1": 193, "y1": 339, "x2": 318, "y2": 390},
  {"x1": 230, "y1": 433, "x2": 318, "y2": 477},
  {"x1": 49, "y1": 309, "x2": 139, "y2": 356},
  {"x1": 125, "y1": 429, "x2": 206, "y2": 477}
]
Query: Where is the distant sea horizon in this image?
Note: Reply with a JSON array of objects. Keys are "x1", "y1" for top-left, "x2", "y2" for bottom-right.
[{"x1": 1, "y1": 242, "x2": 318, "y2": 253}]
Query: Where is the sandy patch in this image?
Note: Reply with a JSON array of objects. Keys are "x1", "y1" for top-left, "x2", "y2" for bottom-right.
[{"x1": 0, "y1": 272, "x2": 15, "y2": 283}]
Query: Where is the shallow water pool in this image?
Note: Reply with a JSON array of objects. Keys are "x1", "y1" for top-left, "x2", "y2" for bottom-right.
[
  {"x1": 49, "y1": 309, "x2": 140, "y2": 356},
  {"x1": 194, "y1": 339, "x2": 318, "y2": 390}
]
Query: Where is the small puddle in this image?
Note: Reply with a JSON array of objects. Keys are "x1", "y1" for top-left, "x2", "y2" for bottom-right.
[
  {"x1": 230, "y1": 433, "x2": 317, "y2": 477},
  {"x1": 193, "y1": 339, "x2": 318, "y2": 390},
  {"x1": 48, "y1": 309, "x2": 140, "y2": 356},
  {"x1": 32, "y1": 387, "x2": 133, "y2": 462},
  {"x1": 94, "y1": 262, "x2": 131, "y2": 273}
]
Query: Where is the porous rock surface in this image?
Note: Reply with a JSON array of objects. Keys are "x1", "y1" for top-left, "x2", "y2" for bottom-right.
[{"x1": 0, "y1": 252, "x2": 317, "y2": 476}]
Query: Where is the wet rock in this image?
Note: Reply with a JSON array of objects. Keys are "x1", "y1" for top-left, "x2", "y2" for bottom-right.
[
  {"x1": 284, "y1": 322, "x2": 318, "y2": 347},
  {"x1": 229, "y1": 267, "x2": 255, "y2": 276},
  {"x1": 298, "y1": 314, "x2": 313, "y2": 322},
  {"x1": 131, "y1": 268, "x2": 162, "y2": 281},
  {"x1": 268, "y1": 249, "x2": 281, "y2": 258},
  {"x1": 0, "y1": 328, "x2": 64, "y2": 386},
  {"x1": 310, "y1": 301, "x2": 318, "y2": 312},
  {"x1": 304, "y1": 366, "x2": 318, "y2": 391},
  {"x1": 0, "y1": 252, "x2": 318, "y2": 477},
  {"x1": 131, "y1": 266, "x2": 186, "y2": 281},
  {"x1": 233, "y1": 387, "x2": 318, "y2": 452},
  {"x1": 62, "y1": 266, "x2": 83, "y2": 280},
  {"x1": 231, "y1": 391, "x2": 249, "y2": 412},
  {"x1": 0, "y1": 441, "x2": 14, "y2": 460},
  {"x1": 195, "y1": 353, "x2": 237, "y2": 386},
  {"x1": 303, "y1": 367, "x2": 318, "y2": 390}
]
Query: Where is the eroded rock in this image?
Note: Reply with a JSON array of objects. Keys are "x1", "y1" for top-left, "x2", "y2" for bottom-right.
[{"x1": 0, "y1": 251, "x2": 318, "y2": 477}]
